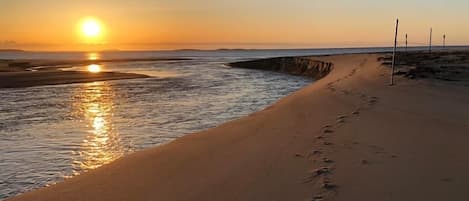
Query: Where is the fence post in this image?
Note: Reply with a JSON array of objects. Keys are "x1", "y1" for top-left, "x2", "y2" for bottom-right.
[
  {"x1": 429, "y1": 28, "x2": 433, "y2": 53},
  {"x1": 405, "y1": 34, "x2": 408, "y2": 52},
  {"x1": 391, "y1": 18, "x2": 399, "y2": 86}
]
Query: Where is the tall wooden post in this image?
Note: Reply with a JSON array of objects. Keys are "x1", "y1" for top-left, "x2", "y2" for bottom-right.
[
  {"x1": 391, "y1": 18, "x2": 399, "y2": 86},
  {"x1": 429, "y1": 28, "x2": 433, "y2": 53}
]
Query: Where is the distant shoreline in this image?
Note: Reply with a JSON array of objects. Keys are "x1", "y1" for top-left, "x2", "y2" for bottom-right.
[
  {"x1": 2, "y1": 45, "x2": 469, "y2": 53},
  {"x1": 0, "y1": 49, "x2": 25, "y2": 52}
]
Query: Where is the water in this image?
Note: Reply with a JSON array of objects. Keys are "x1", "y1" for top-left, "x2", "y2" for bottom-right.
[{"x1": 0, "y1": 47, "x2": 421, "y2": 199}]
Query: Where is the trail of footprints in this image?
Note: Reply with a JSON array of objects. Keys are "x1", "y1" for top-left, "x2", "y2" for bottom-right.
[
  {"x1": 307, "y1": 99, "x2": 381, "y2": 200},
  {"x1": 304, "y1": 59, "x2": 385, "y2": 200},
  {"x1": 304, "y1": 113, "x2": 360, "y2": 200}
]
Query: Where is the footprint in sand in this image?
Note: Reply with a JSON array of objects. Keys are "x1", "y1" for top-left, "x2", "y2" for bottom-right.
[
  {"x1": 368, "y1": 96, "x2": 379, "y2": 104},
  {"x1": 337, "y1": 115, "x2": 348, "y2": 120},
  {"x1": 308, "y1": 149, "x2": 322, "y2": 157},
  {"x1": 324, "y1": 142, "x2": 333, "y2": 146},
  {"x1": 322, "y1": 182, "x2": 338, "y2": 190},
  {"x1": 368, "y1": 100, "x2": 378, "y2": 105},
  {"x1": 321, "y1": 125, "x2": 334, "y2": 134},
  {"x1": 311, "y1": 167, "x2": 331, "y2": 176},
  {"x1": 311, "y1": 150, "x2": 322, "y2": 156},
  {"x1": 295, "y1": 153, "x2": 304, "y2": 157},
  {"x1": 323, "y1": 125, "x2": 332, "y2": 129},
  {"x1": 351, "y1": 108, "x2": 362, "y2": 115},
  {"x1": 323, "y1": 158, "x2": 334, "y2": 163},
  {"x1": 312, "y1": 195, "x2": 323, "y2": 201},
  {"x1": 321, "y1": 178, "x2": 338, "y2": 190},
  {"x1": 304, "y1": 167, "x2": 331, "y2": 183},
  {"x1": 336, "y1": 115, "x2": 347, "y2": 124}
]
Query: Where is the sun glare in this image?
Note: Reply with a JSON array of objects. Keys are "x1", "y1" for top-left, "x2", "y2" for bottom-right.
[
  {"x1": 87, "y1": 64, "x2": 102, "y2": 73},
  {"x1": 81, "y1": 18, "x2": 102, "y2": 38}
]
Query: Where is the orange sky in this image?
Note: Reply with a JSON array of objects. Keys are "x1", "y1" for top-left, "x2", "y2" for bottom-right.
[{"x1": 1, "y1": 0, "x2": 469, "y2": 51}]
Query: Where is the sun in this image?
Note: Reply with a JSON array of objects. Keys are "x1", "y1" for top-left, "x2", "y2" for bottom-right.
[{"x1": 81, "y1": 18, "x2": 102, "y2": 38}]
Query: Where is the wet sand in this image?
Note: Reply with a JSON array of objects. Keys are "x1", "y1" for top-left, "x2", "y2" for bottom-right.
[
  {"x1": 8, "y1": 53, "x2": 469, "y2": 201},
  {"x1": 1, "y1": 58, "x2": 189, "y2": 70},
  {"x1": 0, "y1": 71, "x2": 150, "y2": 88},
  {"x1": 0, "y1": 58, "x2": 166, "y2": 88}
]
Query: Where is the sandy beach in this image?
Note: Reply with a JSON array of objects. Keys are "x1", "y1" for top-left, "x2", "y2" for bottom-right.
[{"x1": 7, "y1": 53, "x2": 469, "y2": 201}]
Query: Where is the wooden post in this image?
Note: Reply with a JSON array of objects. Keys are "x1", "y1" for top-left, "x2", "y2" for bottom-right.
[
  {"x1": 429, "y1": 28, "x2": 433, "y2": 53},
  {"x1": 405, "y1": 34, "x2": 408, "y2": 52},
  {"x1": 391, "y1": 18, "x2": 399, "y2": 86},
  {"x1": 443, "y1": 34, "x2": 446, "y2": 48}
]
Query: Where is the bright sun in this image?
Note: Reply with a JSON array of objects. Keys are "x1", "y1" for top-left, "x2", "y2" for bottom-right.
[{"x1": 81, "y1": 18, "x2": 102, "y2": 38}]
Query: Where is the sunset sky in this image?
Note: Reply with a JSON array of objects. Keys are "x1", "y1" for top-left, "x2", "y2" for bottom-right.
[{"x1": 1, "y1": 0, "x2": 469, "y2": 51}]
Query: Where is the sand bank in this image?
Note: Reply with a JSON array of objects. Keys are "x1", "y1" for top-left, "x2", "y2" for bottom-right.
[
  {"x1": 8, "y1": 53, "x2": 469, "y2": 201},
  {"x1": 0, "y1": 57, "x2": 185, "y2": 88},
  {"x1": 0, "y1": 71, "x2": 150, "y2": 88},
  {"x1": 1, "y1": 58, "x2": 189, "y2": 70}
]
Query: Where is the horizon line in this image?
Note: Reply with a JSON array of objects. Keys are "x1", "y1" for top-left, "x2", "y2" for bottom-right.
[{"x1": 2, "y1": 45, "x2": 469, "y2": 53}]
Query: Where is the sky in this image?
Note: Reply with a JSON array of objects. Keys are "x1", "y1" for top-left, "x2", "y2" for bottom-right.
[{"x1": 1, "y1": 0, "x2": 469, "y2": 51}]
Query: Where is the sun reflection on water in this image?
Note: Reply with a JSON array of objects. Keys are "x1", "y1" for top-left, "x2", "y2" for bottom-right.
[
  {"x1": 71, "y1": 82, "x2": 127, "y2": 174},
  {"x1": 87, "y1": 64, "x2": 102, "y2": 73},
  {"x1": 87, "y1": 52, "x2": 100, "y2": 61}
]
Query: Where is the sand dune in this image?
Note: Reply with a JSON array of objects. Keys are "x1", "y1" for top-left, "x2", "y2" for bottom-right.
[{"x1": 8, "y1": 53, "x2": 469, "y2": 201}]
